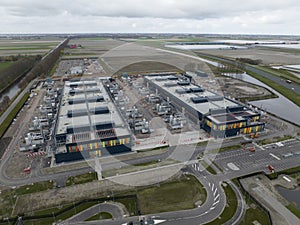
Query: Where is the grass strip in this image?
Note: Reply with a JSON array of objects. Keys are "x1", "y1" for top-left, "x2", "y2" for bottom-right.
[
  {"x1": 199, "y1": 159, "x2": 217, "y2": 175},
  {"x1": 0, "y1": 92, "x2": 30, "y2": 138},
  {"x1": 286, "y1": 203, "x2": 300, "y2": 219}
]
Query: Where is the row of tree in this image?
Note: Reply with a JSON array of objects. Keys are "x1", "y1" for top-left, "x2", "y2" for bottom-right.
[
  {"x1": 0, "y1": 55, "x2": 41, "y2": 92},
  {"x1": 0, "y1": 55, "x2": 28, "y2": 62},
  {"x1": 0, "y1": 39, "x2": 69, "y2": 115},
  {"x1": 18, "y1": 39, "x2": 69, "y2": 89}
]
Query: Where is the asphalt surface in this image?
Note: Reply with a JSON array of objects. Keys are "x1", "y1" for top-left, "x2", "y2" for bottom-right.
[
  {"x1": 211, "y1": 139, "x2": 300, "y2": 175},
  {"x1": 0, "y1": 138, "x2": 299, "y2": 224},
  {"x1": 58, "y1": 162, "x2": 230, "y2": 225},
  {"x1": 63, "y1": 202, "x2": 125, "y2": 224}
]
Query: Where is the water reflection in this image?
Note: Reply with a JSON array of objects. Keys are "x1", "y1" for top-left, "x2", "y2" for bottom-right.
[
  {"x1": 277, "y1": 186, "x2": 300, "y2": 210},
  {"x1": 222, "y1": 73, "x2": 300, "y2": 125},
  {"x1": 0, "y1": 84, "x2": 21, "y2": 102}
]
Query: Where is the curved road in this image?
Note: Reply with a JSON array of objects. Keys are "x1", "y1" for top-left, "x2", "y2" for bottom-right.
[{"x1": 62, "y1": 202, "x2": 126, "y2": 224}]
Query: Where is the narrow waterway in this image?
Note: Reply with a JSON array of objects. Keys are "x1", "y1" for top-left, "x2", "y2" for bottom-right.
[
  {"x1": 277, "y1": 186, "x2": 300, "y2": 210},
  {"x1": 222, "y1": 73, "x2": 300, "y2": 125},
  {"x1": 0, "y1": 83, "x2": 21, "y2": 102}
]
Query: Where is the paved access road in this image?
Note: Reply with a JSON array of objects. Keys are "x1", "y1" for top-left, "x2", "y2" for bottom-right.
[
  {"x1": 63, "y1": 202, "x2": 126, "y2": 224},
  {"x1": 59, "y1": 162, "x2": 230, "y2": 225}
]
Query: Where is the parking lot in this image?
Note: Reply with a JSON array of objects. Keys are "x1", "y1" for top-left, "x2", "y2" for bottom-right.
[{"x1": 211, "y1": 139, "x2": 300, "y2": 173}]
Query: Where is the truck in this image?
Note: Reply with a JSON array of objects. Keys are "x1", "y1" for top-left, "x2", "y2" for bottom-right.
[{"x1": 23, "y1": 166, "x2": 31, "y2": 173}]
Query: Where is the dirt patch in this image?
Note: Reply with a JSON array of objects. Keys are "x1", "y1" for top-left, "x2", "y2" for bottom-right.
[{"x1": 217, "y1": 76, "x2": 273, "y2": 100}]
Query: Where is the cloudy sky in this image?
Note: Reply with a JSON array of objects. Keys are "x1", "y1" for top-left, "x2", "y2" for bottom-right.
[{"x1": 1, "y1": 0, "x2": 300, "y2": 34}]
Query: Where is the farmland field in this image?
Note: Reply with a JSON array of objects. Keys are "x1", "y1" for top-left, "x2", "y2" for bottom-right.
[{"x1": 0, "y1": 38, "x2": 63, "y2": 56}]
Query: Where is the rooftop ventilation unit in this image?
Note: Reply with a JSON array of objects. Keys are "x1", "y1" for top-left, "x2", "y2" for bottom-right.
[
  {"x1": 190, "y1": 87, "x2": 204, "y2": 93},
  {"x1": 177, "y1": 81, "x2": 190, "y2": 86},
  {"x1": 90, "y1": 106, "x2": 110, "y2": 115},
  {"x1": 164, "y1": 82, "x2": 177, "y2": 87},
  {"x1": 167, "y1": 76, "x2": 178, "y2": 80},
  {"x1": 68, "y1": 96, "x2": 104, "y2": 105},
  {"x1": 227, "y1": 106, "x2": 244, "y2": 112},
  {"x1": 67, "y1": 109, "x2": 88, "y2": 117},
  {"x1": 190, "y1": 97, "x2": 208, "y2": 103},
  {"x1": 206, "y1": 96, "x2": 224, "y2": 101}
]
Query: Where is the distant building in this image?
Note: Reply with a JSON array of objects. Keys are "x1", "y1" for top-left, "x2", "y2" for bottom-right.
[
  {"x1": 54, "y1": 79, "x2": 131, "y2": 163},
  {"x1": 70, "y1": 66, "x2": 83, "y2": 75},
  {"x1": 69, "y1": 44, "x2": 77, "y2": 49}
]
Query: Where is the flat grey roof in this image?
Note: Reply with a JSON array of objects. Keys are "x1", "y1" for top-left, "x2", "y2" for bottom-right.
[
  {"x1": 56, "y1": 79, "x2": 130, "y2": 140},
  {"x1": 145, "y1": 75, "x2": 238, "y2": 116}
]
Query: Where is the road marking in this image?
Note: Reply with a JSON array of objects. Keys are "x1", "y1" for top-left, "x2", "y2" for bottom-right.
[
  {"x1": 269, "y1": 153, "x2": 281, "y2": 160},
  {"x1": 214, "y1": 194, "x2": 220, "y2": 201},
  {"x1": 153, "y1": 219, "x2": 166, "y2": 224},
  {"x1": 212, "y1": 200, "x2": 220, "y2": 206},
  {"x1": 214, "y1": 188, "x2": 218, "y2": 196}
]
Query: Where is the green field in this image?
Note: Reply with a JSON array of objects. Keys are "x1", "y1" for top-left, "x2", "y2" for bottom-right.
[
  {"x1": 199, "y1": 159, "x2": 217, "y2": 175},
  {"x1": 238, "y1": 201, "x2": 271, "y2": 225},
  {"x1": 253, "y1": 65, "x2": 300, "y2": 85},
  {"x1": 138, "y1": 174, "x2": 206, "y2": 214},
  {"x1": 66, "y1": 172, "x2": 98, "y2": 186},
  {"x1": 0, "y1": 181, "x2": 54, "y2": 217},
  {"x1": 1, "y1": 174, "x2": 205, "y2": 224},
  {"x1": 286, "y1": 203, "x2": 300, "y2": 219},
  {"x1": 257, "y1": 135, "x2": 293, "y2": 145},
  {"x1": 217, "y1": 144, "x2": 242, "y2": 153},
  {"x1": 0, "y1": 62, "x2": 14, "y2": 71}
]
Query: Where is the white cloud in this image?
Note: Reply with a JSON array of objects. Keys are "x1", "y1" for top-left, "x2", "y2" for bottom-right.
[{"x1": 0, "y1": 0, "x2": 299, "y2": 34}]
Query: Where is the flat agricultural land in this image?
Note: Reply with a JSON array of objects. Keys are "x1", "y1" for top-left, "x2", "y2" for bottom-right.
[
  {"x1": 101, "y1": 41, "x2": 211, "y2": 75},
  {"x1": 0, "y1": 37, "x2": 63, "y2": 56},
  {"x1": 0, "y1": 61, "x2": 14, "y2": 71},
  {"x1": 63, "y1": 39, "x2": 125, "y2": 58},
  {"x1": 194, "y1": 47, "x2": 300, "y2": 65}
]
